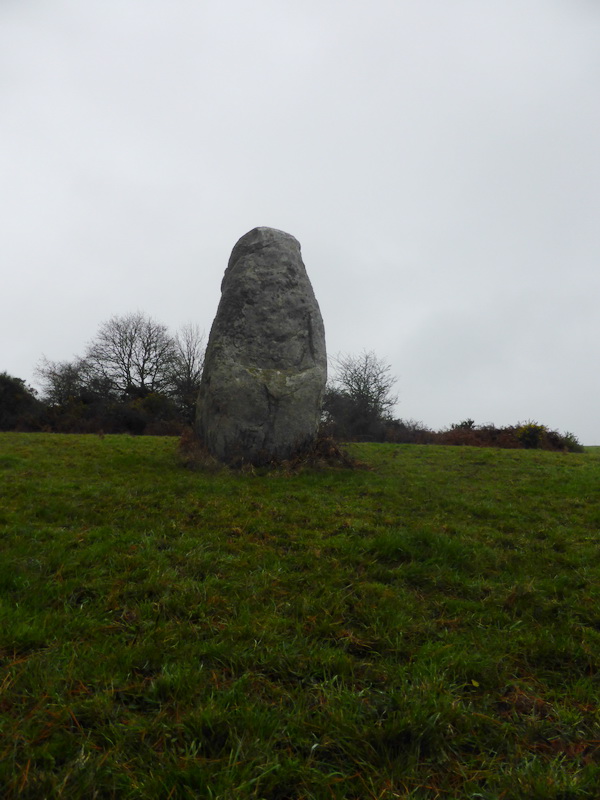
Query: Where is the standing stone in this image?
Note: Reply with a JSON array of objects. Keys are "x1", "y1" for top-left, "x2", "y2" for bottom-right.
[{"x1": 196, "y1": 227, "x2": 327, "y2": 465}]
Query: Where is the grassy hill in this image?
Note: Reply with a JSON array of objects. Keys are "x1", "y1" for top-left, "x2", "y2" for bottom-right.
[{"x1": 1, "y1": 433, "x2": 599, "y2": 799}]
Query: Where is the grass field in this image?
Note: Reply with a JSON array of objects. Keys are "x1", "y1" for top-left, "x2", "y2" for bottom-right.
[{"x1": 1, "y1": 433, "x2": 599, "y2": 799}]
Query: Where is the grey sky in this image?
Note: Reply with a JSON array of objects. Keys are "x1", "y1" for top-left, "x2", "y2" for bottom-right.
[{"x1": 2, "y1": 0, "x2": 599, "y2": 442}]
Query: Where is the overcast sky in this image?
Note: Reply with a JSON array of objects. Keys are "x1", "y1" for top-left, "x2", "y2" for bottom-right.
[{"x1": 2, "y1": 0, "x2": 599, "y2": 442}]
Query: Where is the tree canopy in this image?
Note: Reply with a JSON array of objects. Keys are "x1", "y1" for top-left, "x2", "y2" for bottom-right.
[{"x1": 34, "y1": 312, "x2": 205, "y2": 434}]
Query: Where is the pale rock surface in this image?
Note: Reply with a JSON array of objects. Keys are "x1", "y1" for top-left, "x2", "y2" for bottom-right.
[{"x1": 196, "y1": 227, "x2": 327, "y2": 464}]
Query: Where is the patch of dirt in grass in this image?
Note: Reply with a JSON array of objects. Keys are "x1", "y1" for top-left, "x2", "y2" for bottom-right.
[
  {"x1": 496, "y1": 687, "x2": 555, "y2": 719},
  {"x1": 530, "y1": 738, "x2": 600, "y2": 764}
]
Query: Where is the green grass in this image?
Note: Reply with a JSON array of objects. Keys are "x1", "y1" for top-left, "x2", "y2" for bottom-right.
[{"x1": 1, "y1": 433, "x2": 599, "y2": 799}]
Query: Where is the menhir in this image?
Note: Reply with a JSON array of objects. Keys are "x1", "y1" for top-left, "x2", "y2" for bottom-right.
[{"x1": 196, "y1": 227, "x2": 327, "y2": 465}]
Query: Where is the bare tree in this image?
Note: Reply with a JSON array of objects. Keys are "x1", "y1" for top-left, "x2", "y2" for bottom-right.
[
  {"x1": 324, "y1": 351, "x2": 398, "y2": 439},
  {"x1": 168, "y1": 323, "x2": 205, "y2": 422},
  {"x1": 84, "y1": 312, "x2": 176, "y2": 397},
  {"x1": 36, "y1": 357, "x2": 89, "y2": 406},
  {"x1": 333, "y1": 351, "x2": 398, "y2": 416}
]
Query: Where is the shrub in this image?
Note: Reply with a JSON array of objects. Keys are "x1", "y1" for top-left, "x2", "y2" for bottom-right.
[
  {"x1": 383, "y1": 418, "x2": 435, "y2": 444},
  {"x1": 0, "y1": 372, "x2": 42, "y2": 430},
  {"x1": 435, "y1": 421, "x2": 585, "y2": 452},
  {"x1": 557, "y1": 431, "x2": 585, "y2": 453},
  {"x1": 450, "y1": 418, "x2": 475, "y2": 430},
  {"x1": 515, "y1": 421, "x2": 548, "y2": 449}
]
